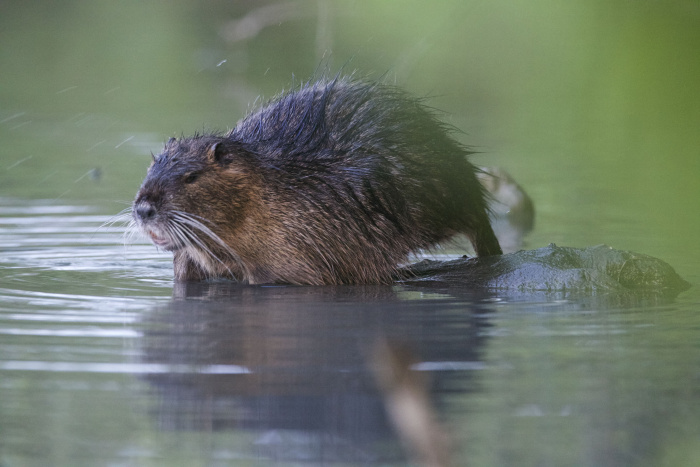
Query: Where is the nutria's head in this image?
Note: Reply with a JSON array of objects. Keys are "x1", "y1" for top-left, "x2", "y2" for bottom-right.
[{"x1": 132, "y1": 136, "x2": 258, "y2": 260}]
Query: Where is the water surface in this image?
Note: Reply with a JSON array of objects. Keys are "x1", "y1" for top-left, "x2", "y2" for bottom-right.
[{"x1": 1, "y1": 199, "x2": 698, "y2": 466}]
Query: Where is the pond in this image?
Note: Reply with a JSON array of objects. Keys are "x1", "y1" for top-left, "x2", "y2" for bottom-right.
[{"x1": 1, "y1": 2, "x2": 699, "y2": 466}]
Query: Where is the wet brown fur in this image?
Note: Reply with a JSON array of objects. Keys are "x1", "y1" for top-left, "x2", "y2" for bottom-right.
[{"x1": 132, "y1": 77, "x2": 502, "y2": 285}]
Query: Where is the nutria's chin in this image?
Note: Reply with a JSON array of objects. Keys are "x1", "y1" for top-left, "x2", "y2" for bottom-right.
[{"x1": 132, "y1": 76, "x2": 502, "y2": 285}]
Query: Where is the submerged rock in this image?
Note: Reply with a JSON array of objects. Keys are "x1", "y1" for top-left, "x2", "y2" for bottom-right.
[{"x1": 399, "y1": 244, "x2": 690, "y2": 294}]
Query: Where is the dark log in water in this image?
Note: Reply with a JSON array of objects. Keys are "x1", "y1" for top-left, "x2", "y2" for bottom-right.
[{"x1": 399, "y1": 244, "x2": 690, "y2": 295}]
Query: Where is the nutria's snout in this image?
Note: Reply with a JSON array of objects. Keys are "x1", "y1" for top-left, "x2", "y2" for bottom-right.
[
  {"x1": 133, "y1": 199, "x2": 170, "y2": 249},
  {"x1": 132, "y1": 188, "x2": 161, "y2": 229},
  {"x1": 133, "y1": 199, "x2": 156, "y2": 223},
  {"x1": 132, "y1": 76, "x2": 503, "y2": 285},
  {"x1": 132, "y1": 215, "x2": 162, "y2": 250},
  {"x1": 132, "y1": 187, "x2": 180, "y2": 251}
]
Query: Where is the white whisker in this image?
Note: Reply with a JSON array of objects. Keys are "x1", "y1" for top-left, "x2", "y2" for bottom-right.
[
  {"x1": 122, "y1": 218, "x2": 142, "y2": 247},
  {"x1": 97, "y1": 207, "x2": 132, "y2": 233},
  {"x1": 173, "y1": 219, "x2": 237, "y2": 278},
  {"x1": 122, "y1": 204, "x2": 245, "y2": 280},
  {"x1": 93, "y1": 207, "x2": 137, "y2": 249},
  {"x1": 172, "y1": 212, "x2": 241, "y2": 261}
]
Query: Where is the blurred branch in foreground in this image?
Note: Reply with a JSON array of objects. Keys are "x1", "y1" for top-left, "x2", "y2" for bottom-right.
[{"x1": 371, "y1": 337, "x2": 454, "y2": 467}]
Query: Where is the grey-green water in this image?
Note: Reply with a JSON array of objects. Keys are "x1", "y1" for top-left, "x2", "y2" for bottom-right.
[{"x1": 1, "y1": 1, "x2": 699, "y2": 466}]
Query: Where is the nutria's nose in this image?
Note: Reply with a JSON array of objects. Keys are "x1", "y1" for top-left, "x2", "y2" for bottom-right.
[{"x1": 134, "y1": 202, "x2": 156, "y2": 221}]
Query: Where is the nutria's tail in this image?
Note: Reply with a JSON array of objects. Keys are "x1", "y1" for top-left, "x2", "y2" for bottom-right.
[{"x1": 471, "y1": 221, "x2": 503, "y2": 256}]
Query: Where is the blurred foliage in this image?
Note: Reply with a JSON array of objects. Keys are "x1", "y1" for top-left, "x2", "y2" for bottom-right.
[{"x1": 0, "y1": 0, "x2": 698, "y2": 272}]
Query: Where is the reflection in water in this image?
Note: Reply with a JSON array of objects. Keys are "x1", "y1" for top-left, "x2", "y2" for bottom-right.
[{"x1": 140, "y1": 282, "x2": 492, "y2": 464}]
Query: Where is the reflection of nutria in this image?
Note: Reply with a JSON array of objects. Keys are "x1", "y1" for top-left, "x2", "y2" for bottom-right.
[{"x1": 132, "y1": 77, "x2": 502, "y2": 285}]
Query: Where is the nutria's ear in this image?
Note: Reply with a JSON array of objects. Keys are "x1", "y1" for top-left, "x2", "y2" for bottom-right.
[{"x1": 206, "y1": 142, "x2": 231, "y2": 165}]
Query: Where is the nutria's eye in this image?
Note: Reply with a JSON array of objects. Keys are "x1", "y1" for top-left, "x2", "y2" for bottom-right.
[{"x1": 183, "y1": 172, "x2": 200, "y2": 184}]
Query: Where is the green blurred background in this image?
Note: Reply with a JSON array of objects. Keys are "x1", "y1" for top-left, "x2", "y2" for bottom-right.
[{"x1": 1, "y1": 0, "x2": 698, "y2": 278}]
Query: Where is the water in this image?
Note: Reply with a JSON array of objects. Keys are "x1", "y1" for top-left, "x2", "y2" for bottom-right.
[
  {"x1": 2, "y1": 1, "x2": 699, "y2": 466},
  {"x1": 1, "y1": 201, "x2": 698, "y2": 466}
]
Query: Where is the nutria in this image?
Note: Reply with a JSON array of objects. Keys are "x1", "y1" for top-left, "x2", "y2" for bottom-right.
[{"x1": 132, "y1": 76, "x2": 502, "y2": 285}]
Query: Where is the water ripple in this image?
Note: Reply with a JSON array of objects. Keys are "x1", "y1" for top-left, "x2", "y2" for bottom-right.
[{"x1": 0, "y1": 361, "x2": 252, "y2": 374}]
